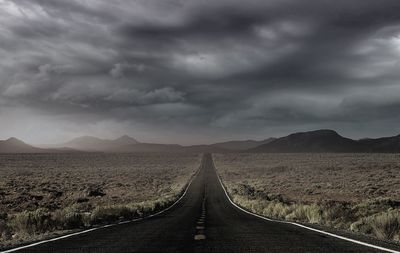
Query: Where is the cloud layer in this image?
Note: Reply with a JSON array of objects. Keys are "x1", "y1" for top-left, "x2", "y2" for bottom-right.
[{"x1": 1, "y1": 0, "x2": 400, "y2": 144}]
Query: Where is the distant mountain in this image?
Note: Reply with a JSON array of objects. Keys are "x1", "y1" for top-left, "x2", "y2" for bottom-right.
[
  {"x1": 211, "y1": 138, "x2": 276, "y2": 151},
  {"x1": 4, "y1": 131, "x2": 400, "y2": 154},
  {"x1": 0, "y1": 137, "x2": 74, "y2": 153},
  {"x1": 114, "y1": 135, "x2": 140, "y2": 146},
  {"x1": 60, "y1": 135, "x2": 231, "y2": 153},
  {"x1": 358, "y1": 135, "x2": 400, "y2": 153},
  {"x1": 62, "y1": 135, "x2": 139, "y2": 151},
  {"x1": 0, "y1": 137, "x2": 42, "y2": 153},
  {"x1": 249, "y1": 130, "x2": 364, "y2": 153}
]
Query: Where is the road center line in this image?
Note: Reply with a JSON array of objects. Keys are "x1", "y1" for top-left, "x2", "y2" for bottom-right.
[{"x1": 194, "y1": 193, "x2": 207, "y2": 241}]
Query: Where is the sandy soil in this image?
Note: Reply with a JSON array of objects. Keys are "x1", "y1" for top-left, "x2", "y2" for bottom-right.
[
  {"x1": 0, "y1": 153, "x2": 200, "y2": 214},
  {"x1": 214, "y1": 153, "x2": 400, "y2": 203}
]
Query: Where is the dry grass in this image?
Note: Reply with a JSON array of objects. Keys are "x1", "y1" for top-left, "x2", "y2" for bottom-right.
[
  {"x1": 0, "y1": 153, "x2": 200, "y2": 245},
  {"x1": 214, "y1": 153, "x2": 400, "y2": 242}
]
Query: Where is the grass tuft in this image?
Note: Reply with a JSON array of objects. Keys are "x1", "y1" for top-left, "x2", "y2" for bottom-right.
[{"x1": 10, "y1": 209, "x2": 53, "y2": 235}]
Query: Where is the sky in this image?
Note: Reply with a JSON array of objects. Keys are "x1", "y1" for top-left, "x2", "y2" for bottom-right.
[{"x1": 1, "y1": 0, "x2": 400, "y2": 145}]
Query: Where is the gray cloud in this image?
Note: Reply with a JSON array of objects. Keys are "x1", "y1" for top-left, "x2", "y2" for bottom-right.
[
  {"x1": 110, "y1": 63, "x2": 145, "y2": 78},
  {"x1": 1, "y1": 0, "x2": 400, "y2": 144}
]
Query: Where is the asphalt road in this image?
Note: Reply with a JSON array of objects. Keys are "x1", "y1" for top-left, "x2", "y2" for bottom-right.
[{"x1": 7, "y1": 154, "x2": 400, "y2": 253}]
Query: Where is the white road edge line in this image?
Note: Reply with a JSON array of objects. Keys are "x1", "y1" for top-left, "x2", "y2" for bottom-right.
[
  {"x1": 1, "y1": 166, "x2": 201, "y2": 253},
  {"x1": 214, "y1": 163, "x2": 400, "y2": 253}
]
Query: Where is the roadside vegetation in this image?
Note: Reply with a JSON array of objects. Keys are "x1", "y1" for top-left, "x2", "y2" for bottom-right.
[
  {"x1": 214, "y1": 153, "x2": 400, "y2": 242},
  {"x1": 0, "y1": 194, "x2": 183, "y2": 242},
  {"x1": 0, "y1": 153, "x2": 200, "y2": 247}
]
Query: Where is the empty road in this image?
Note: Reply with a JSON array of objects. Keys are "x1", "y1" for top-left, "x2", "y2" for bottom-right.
[{"x1": 5, "y1": 154, "x2": 400, "y2": 253}]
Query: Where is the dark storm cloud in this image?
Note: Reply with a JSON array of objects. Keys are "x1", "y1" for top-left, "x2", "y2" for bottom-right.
[{"x1": 1, "y1": 0, "x2": 400, "y2": 144}]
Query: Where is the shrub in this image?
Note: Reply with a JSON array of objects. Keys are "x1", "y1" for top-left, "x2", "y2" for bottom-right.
[
  {"x1": 320, "y1": 201, "x2": 354, "y2": 228},
  {"x1": 371, "y1": 210, "x2": 400, "y2": 240},
  {"x1": 90, "y1": 205, "x2": 136, "y2": 224},
  {"x1": 286, "y1": 204, "x2": 322, "y2": 224},
  {"x1": 10, "y1": 208, "x2": 53, "y2": 235},
  {"x1": 249, "y1": 200, "x2": 265, "y2": 214},
  {"x1": 354, "y1": 198, "x2": 399, "y2": 218},
  {"x1": 262, "y1": 201, "x2": 293, "y2": 219},
  {"x1": 351, "y1": 210, "x2": 400, "y2": 241},
  {"x1": 350, "y1": 218, "x2": 374, "y2": 235},
  {"x1": 63, "y1": 212, "x2": 83, "y2": 229},
  {"x1": 53, "y1": 207, "x2": 84, "y2": 230}
]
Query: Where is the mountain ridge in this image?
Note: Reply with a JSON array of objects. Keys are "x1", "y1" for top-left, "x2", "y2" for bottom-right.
[
  {"x1": 0, "y1": 138, "x2": 75, "y2": 153},
  {"x1": 249, "y1": 129, "x2": 400, "y2": 153},
  {"x1": 57, "y1": 135, "x2": 273, "y2": 153},
  {"x1": 3, "y1": 130, "x2": 400, "y2": 153},
  {"x1": 62, "y1": 135, "x2": 139, "y2": 151},
  {"x1": 211, "y1": 138, "x2": 276, "y2": 150}
]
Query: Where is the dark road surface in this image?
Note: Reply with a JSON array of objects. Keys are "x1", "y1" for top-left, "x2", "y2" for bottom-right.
[{"x1": 6, "y1": 154, "x2": 400, "y2": 253}]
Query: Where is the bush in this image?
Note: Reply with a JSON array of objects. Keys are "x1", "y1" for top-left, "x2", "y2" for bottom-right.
[
  {"x1": 320, "y1": 201, "x2": 354, "y2": 228},
  {"x1": 350, "y1": 218, "x2": 374, "y2": 235},
  {"x1": 354, "y1": 198, "x2": 399, "y2": 218},
  {"x1": 371, "y1": 210, "x2": 400, "y2": 240},
  {"x1": 53, "y1": 207, "x2": 84, "y2": 230},
  {"x1": 10, "y1": 208, "x2": 53, "y2": 235},
  {"x1": 90, "y1": 205, "x2": 137, "y2": 224},
  {"x1": 286, "y1": 204, "x2": 322, "y2": 224},
  {"x1": 139, "y1": 201, "x2": 157, "y2": 215},
  {"x1": 262, "y1": 201, "x2": 293, "y2": 219},
  {"x1": 351, "y1": 210, "x2": 400, "y2": 241}
]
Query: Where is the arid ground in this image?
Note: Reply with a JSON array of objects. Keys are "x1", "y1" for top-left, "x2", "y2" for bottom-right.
[
  {"x1": 214, "y1": 153, "x2": 400, "y2": 242},
  {"x1": 0, "y1": 153, "x2": 200, "y2": 245}
]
